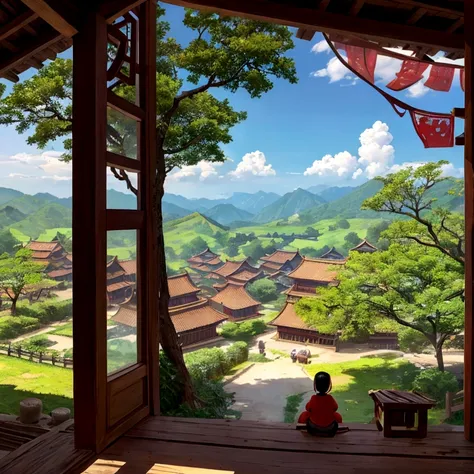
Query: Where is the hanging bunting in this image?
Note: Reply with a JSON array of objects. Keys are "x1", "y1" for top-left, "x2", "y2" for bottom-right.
[
  {"x1": 410, "y1": 111, "x2": 454, "y2": 148},
  {"x1": 386, "y1": 60, "x2": 429, "y2": 91},
  {"x1": 460, "y1": 69, "x2": 465, "y2": 92},
  {"x1": 424, "y1": 65, "x2": 455, "y2": 92},
  {"x1": 344, "y1": 45, "x2": 377, "y2": 84}
]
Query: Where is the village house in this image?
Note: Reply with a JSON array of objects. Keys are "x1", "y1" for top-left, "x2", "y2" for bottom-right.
[
  {"x1": 106, "y1": 257, "x2": 135, "y2": 305},
  {"x1": 350, "y1": 239, "x2": 378, "y2": 253},
  {"x1": 25, "y1": 240, "x2": 73, "y2": 282},
  {"x1": 210, "y1": 258, "x2": 264, "y2": 287},
  {"x1": 187, "y1": 248, "x2": 224, "y2": 274},
  {"x1": 210, "y1": 283, "x2": 261, "y2": 321},
  {"x1": 259, "y1": 249, "x2": 303, "y2": 274},
  {"x1": 320, "y1": 247, "x2": 345, "y2": 260}
]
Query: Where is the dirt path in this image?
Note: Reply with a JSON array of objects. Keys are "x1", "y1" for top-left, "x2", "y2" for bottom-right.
[
  {"x1": 47, "y1": 335, "x2": 73, "y2": 351},
  {"x1": 227, "y1": 357, "x2": 311, "y2": 422}
]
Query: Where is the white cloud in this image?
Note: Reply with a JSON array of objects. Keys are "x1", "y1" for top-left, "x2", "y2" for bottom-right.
[
  {"x1": 312, "y1": 55, "x2": 355, "y2": 84},
  {"x1": 228, "y1": 151, "x2": 276, "y2": 179},
  {"x1": 311, "y1": 40, "x2": 330, "y2": 54},
  {"x1": 357, "y1": 121, "x2": 395, "y2": 178},
  {"x1": 168, "y1": 160, "x2": 223, "y2": 182},
  {"x1": 388, "y1": 161, "x2": 463, "y2": 178},
  {"x1": 8, "y1": 151, "x2": 72, "y2": 180},
  {"x1": 304, "y1": 151, "x2": 358, "y2": 178}
]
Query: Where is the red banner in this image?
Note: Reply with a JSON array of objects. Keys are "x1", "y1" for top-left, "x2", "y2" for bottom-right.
[
  {"x1": 460, "y1": 69, "x2": 465, "y2": 92},
  {"x1": 344, "y1": 45, "x2": 377, "y2": 84},
  {"x1": 386, "y1": 60, "x2": 429, "y2": 91},
  {"x1": 424, "y1": 66, "x2": 455, "y2": 92},
  {"x1": 410, "y1": 110, "x2": 454, "y2": 148}
]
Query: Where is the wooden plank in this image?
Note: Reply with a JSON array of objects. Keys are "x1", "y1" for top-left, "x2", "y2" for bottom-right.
[
  {"x1": 349, "y1": 0, "x2": 365, "y2": 16},
  {"x1": 72, "y1": 10, "x2": 108, "y2": 452},
  {"x1": 20, "y1": 0, "x2": 78, "y2": 36},
  {"x1": 99, "y1": 438, "x2": 474, "y2": 474},
  {"x1": 465, "y1": 0, "x2": 474, "y2": 443},
  {"x1": 106, "y1": 151, "x2": 142, "y2": 172},
  {"x1": 406, "y1": 7, "x2": 426, "y2": 26},
  {"x1": 100, "y1": 0, "x2": 147, "y2": 23},
  {"x1": 107, "y1": 90, "x2": 145, "y2": 121},
  {"x1": 453, "y1": 108, "x2": 465, "y2": 119},
  {"x1": 162, "y1": 0, "x2": 464, "y2": 53},
  {"x1": 0, "y1": 10, "x2": 37, "y2": 42},
  {"x1": 106, "y1": 209, "x2": 144, "y2": 230}
]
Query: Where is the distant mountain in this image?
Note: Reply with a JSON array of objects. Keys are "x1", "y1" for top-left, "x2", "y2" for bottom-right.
[
  {"x1": 163, "y1": 193, "x2": 210, "y2": 212},
  {"x1": 204, "y1": 204, "x2": 254, "y2": 225},
  {"x1": 0, "y1": 194, "x2": 58, "y2": 215},
  {"x1": 306, "y1": 184, "x2": 329, "y2": 195},
  {"x1": 0, "y1": 205, "x2": 27, "y2": 230},
  {"x1": 164, "y1": 212, "x2": 228, "y2": 235},
  {"x1": 252, "y1": 188, "x2": 326, "y2": 223},
  {"x1": 162, "y1": 202, "x2": 192, "y2": 221},
  {"x1": 317, "y1": 186, "x2": 355, "y2": 202},
  {"x1": 0, "y1": 187, "x2": 24, "y2": 206},
  {"x1": 106, "y1": 189, "x2": 136, "y2": 210},
  {"x1": 34, "y1": 192, "x2": 72, "y2": 208},
  {"x1": 225, "y1": 191, "x2": 280, "y2": 213},
  {"x1": 10, "y1": 203, "x2": 72, "y2": 239}
]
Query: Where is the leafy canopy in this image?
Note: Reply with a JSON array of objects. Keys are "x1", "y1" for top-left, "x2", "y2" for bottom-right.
[{"x1": 0, "y1": 7, "x2": 297, "y2": 174}]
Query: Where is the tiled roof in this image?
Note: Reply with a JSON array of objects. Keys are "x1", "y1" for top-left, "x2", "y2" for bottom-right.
[
  {"x1": 168, "y1": 273, "x2": 200, "y2": 298},
  {"x1": 206, "y1": 257, "x2": 223, "y2": 265},
  {"x1": 350, "y1": 239, "x2": 378, "y2": 252},
  {"x1": 170, "y1": 299, "x2": 227, "y2": 333},
  {"x1": 270, "y1": 302, "x2": 311, "y2": 330},
  {"x1": 228, "y1": 269, "x2": 263, "y2": 283},
  {"x1": 111, "y1": 304, "x2": 137, "y2": 327},
  {"x1": 212, "y1": 260, "x2": 243, "y2": 277},
  {"x1": 288, "y1": 257, "x2": 345, "y2": 283},
  {"x1": 187, "y1": 248, "x2": 220, "y2": 264},
  {"x1": 260, "y1": 261, "x2": 284, "y2": 272},
  {"x1": 26, "y1": 241, "x2": 60, "y2": 252},
  {"x1": 31, "y1": 251, "x2": 52, "y2": 259},
  {"x1": 107, "y1": 281, "x2": 134, "y2": 292},
  {"x1": 119, "y1": 259, "x2": 137, "y2": 275},
  {"x1": 284, "y1": 285, "x2": 316, "y2": 298},
  {"x1": 48, "y1": 268, "x2": 72, "y2": 278},
  {"x1": 210, "y1": 284, "x2": 260, "y2": 310},
  {"x1": 261, "y1": 250, "x2": 299, "y2": 264},
  {"x1": 320, "y1": 247, "x2": 345, "y2": 260}
]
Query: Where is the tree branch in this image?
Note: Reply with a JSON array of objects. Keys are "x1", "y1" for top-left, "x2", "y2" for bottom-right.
[
  {"x1": 163, "y1": 134, "x2": 204, "y2": 155},
  {"x1": 110, "y1": 167, "x2": 138, "y2": 196}
]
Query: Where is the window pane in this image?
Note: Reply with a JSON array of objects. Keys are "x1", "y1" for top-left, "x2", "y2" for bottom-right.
[
  {"x1": 107, "y1": 230, "x2": 138, "y2": 375},
  {"x1": 107, "y1": 106, "x2": 139, "y2": 159},
  {"x1": 107, "y1": 167, "x2": 138, "y2": 209}
]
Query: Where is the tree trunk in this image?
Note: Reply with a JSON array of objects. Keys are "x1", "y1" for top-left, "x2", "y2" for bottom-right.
[
  {"x1": 435, "y1": 343, "x2": 445, "y2": 372},
  {"x1": 154, "y1": 149, "x2": 196, "y2": 408},
  {"x1": 11, "y1": 297, "x2": 18, "y2": 316}
]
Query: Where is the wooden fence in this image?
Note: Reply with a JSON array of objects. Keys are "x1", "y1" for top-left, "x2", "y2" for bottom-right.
[
  {"x1": 445, "y1": 390, "x2": 464, "y2": 419},
  {"x1": 0, "y1": 343, "x2": 73, "y2": 369}
]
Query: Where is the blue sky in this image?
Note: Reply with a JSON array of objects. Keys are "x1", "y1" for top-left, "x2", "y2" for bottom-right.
[{"x1": 0, "y1": 4, "x2": 465, "y2": 198}]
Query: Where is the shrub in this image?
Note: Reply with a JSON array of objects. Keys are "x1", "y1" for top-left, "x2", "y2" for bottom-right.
[
  {"x1": 247, "y1": 278, "x2": 278, "y2": 303},
  {"x1": 399, "y1": 328, "x2": 430, "y2": 353},
  {"x1": 412, "y1": 368, "x2": 459, "y2": 404},
  {"x1": 16, "y1": 334, "x2": 53, "y2": 352},
  {"x1": 17, "y1": 299, "x2": 72, "y2": 324},
  {"x1": 185, "y1": 347, "x2": 231, "y2": 381},
  {"x1": 220, "y1": 319, "x2": 266, "y2": 341},
  {"x1": 0, "y1": 316, "x2": 40, "y2": 341},
  {"x1": 225, "y1": 342, "x2": 249, "y2": 366}
]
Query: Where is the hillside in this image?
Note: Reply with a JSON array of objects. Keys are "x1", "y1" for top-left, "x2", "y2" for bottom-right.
[
  {"x1": 106, "y1": 189, "x2": 136, "y2": 209},
  {"x1": 317, "y1": 186, "x2": 355, "y2": 202},
  {"x1": 0, "y1": 194, "x2": 57, "y2": 215},
  {"x1": 253, "y1": 188, "x2": 326, "y2": 223},
  {"x1": 0, "y1": 206, "x2": 27, "y2": 230},
  {"x1": 163, "y1": 202, "x2": 192, "y2": 221},
  {"x1": 204, "y1": 204, "x2": 254, "y2": 225},
  {"x1": 10, "y1": 203, "x2": 72, "y2": 239},
  {"x1": 0, "y1": 187, "x2": 23, "y2": 206},
  {"x1": 225, "y1": 191, "x2": 280, "y2": 213}
]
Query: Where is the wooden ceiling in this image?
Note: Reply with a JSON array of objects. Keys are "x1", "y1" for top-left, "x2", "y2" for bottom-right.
[{"x1": 0, "y1": 0, "x2": 466, "y2": 82}]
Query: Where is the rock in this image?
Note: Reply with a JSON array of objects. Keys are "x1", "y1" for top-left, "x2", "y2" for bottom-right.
[
  {"x1": 19, "y1": 398, "x2": 42, "y2": 424},
  {"x1": 51, "y1": 407, "x2": 71, "y2": 426}
]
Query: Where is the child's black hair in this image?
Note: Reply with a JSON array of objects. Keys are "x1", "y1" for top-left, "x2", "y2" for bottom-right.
[{"x1": 314, "y1": 371, "x2": 332, "y2": 395}]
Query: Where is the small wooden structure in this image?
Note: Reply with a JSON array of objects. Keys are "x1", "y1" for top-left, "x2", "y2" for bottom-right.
[
  {"x1": 26, "y1": 240, "x2": 73, "y2": 282},
  {"x1": 350, "y1": 239, "x2": 378, "y2": 253},
  {"x1": 369, "y1": 389, "x2": 436, "y2": 438},
  {"x1": 260, "y1": 249, "x2": 303, "y2": 274},
  {"x1": 210, "y1": 282, "x2": 261, "y2": 320},
  {"x1": 210, "y1": 257, "x2": 263, "y2": 286},
  {"x1": 320, "y1": 247, "x2": 345, "y2": 260},
  {"x1": 187, "y1": 247, "x2": 223, "y2": 273}
]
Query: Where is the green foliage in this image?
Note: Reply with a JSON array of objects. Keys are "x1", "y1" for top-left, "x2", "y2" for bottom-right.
[
  {"x1": 247, "y1": 278, "x2": 278, "y2": 303},
  {"x1": 284, "y1": 393, "x2": 305, "y2": 423},
  {"x1": 344, "y1": 231, "x2": 360, "y2": 247},
  {"x1": 366, "y1": 220, "x2": 390, "y2": 248},
  {"x1": 398, "y1": 328, "x2": 430, "y2": 353},
  {"x1": 49, "y1": 321, "x2": 72, "y2": 337},
  {"x1": 107, "y1": 339, "x2": 137, "y2": 373},
  {"x1": 14, "y1": 334, "x2": 53, "y2": 353},
  {"x1": 17, "y1": 299, "x2": 72, "y2": 324},
  {"x1": 412, "y1": 369, "x2": 459, "y2": 404},
  {"x1": 304, "y1": 227, "x2": 320, "y2": 238},
  {"x1": 337, "y1": 219, "x2": 350, "y2": 229},
  {"x1": 248, "y1": 353, "x2": 271, "y2": 363},
  {"x1": 180, "y1": 236, "x2": 208, "y2": 259},
  {"x1": 226, "y1": 243, "x2": 239, "y2": 257},
  {"x1": 220, "y1": 319, "x2": 266, "y2": 341},
  {"x1": 0, "y1": 316, "x2": 40, "y2": 341},
  {"x1": 0, "y1": 229, "x2": 20, "y2": 255},
  {"x1": 224, "y1": 341, "x2": 249, "y2": 367}
]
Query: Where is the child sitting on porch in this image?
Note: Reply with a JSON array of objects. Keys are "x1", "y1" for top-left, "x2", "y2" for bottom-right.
[{"x1": 298, "y1": 371, "x2": 342, "y2": 435}]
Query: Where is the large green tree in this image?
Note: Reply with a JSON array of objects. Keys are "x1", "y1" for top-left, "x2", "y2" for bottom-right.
[
  {"x1": 296, "y1": 242, "x2": 464, "y2": 371},
  {"x1": 362, "y1": 161, "x2": 464, "y2": 266},
  {"x1": 0, "y1": 7, "x2": 297, "y2": 405}
]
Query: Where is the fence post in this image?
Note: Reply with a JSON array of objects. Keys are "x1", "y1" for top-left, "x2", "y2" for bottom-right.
[
  {"x1": 52, "y1": 355, "x2": 56, "y2": 366},
  {"x1": 17, "y1": 346, "x2": 21, "y2": 358},
  {"x1": 446, "y1": 392, "x2": 454, "y2": 419},
  {"x1": 39, "y1": 353, "x2": 43, "y2": 363},
  {"x1": 63, "y1": 358, "x2": 66, "y2": 368},
  {"x1": 7, "y1": 343, "x2": 11, "y2": 356}
]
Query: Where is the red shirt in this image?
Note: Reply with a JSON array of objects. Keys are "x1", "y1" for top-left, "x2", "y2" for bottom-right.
[{"x1": 305, "y1": 394, "x2": 339, "y2": 426}]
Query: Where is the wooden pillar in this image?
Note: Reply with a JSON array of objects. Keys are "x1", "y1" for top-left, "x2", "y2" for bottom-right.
[
  {"x1": 72, "y1": 9, "x2": 108, "y2": 450},
  {"x1": 465, "y1": 0, "x2": 474, "y2": 442}
]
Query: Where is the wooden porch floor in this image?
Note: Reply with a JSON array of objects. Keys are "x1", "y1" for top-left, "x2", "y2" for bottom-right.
[{"x1": 2, "y1": 417, "x2": 474, "y2": 473}]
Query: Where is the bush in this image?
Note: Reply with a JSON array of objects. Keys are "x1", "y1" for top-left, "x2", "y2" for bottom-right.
[
  {"x1": 225, "y1": 342, "x2": 249, "y2": 366},
  {"x1": 220, "y1": 319, "x2": 266, "y2": 341},
  {"x1": 0, "y1": 316, "x2": 40, "y2": 341},
  {"x1": 15, "y1": 334, "x2": 53, "y2": 352},
  {"x1": 412, "y1": 368, "x2": 459, "y2": 404},
  {"x1": 17, "y1": 299, "x2": 72, "y2": 324},
  {"x1": 399, "y1": 328, "x2": 430, "y2": 353},
  {"x1": 185, "y1": 347, "x2": 231, "y2": 381},
  {"x1": 247, "y1": 278, "x2": 278, "y2": 303}
]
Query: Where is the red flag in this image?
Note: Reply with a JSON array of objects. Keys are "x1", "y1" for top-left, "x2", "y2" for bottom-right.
[
  {"x1": 424, "y1": 66, "x2": 455, "y2": 92},
  {"x1": 410, "y1": 110, "x2": 454, "y2": 148},
  {"x1": 460, "y1": 69, "x2": 465, "y2": 92},
  {"x1": 386, "y1": 60, "x2": 429, "y2": 91},
  {"x1": 344, "y1": 45, "x2": 377, "y2": 83}
]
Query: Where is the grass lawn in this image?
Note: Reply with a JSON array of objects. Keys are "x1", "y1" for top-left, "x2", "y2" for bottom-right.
[
  {"x1": 305, "y1": 356, "x2": 448, "y2": 425},
  {"x1": 9, "y1": 228, "x2": 30, "y2": 244},
  {"x1": 284, "y1": 393, "x2": 305, "y2": 423},
  {"x1": 108, "y1": 246, "x2": 136, "y2": 259},
  {"x1": 37, "y1": 227, "x2": 72, "y2": 241},
  {"x1": 0, "y1": 355, "x2": 73, "y2": 415},
  {"x1": 49, "y1": 322, "x2": 73, "y2": 337},
  {"x1": 227, "y1": 361, "x2": 252, "y2": 377}
]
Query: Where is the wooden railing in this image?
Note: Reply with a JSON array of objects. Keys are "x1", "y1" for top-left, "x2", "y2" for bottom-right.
[
  {"x1": 0, "y1": 343, "x2": 73, "y2": 369},
  {"x1": 445, "y1": 390, "x2": 464, "y2": 419}
]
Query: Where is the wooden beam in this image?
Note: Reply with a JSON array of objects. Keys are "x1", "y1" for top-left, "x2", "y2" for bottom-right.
[
  {"x1": 296, "y1": 28, "x2": 316, "y2": 41},
  {"x1": 319, "y1": 0, "x2": 331, "y2": 11},
  {"x1": 20, "y1": 0, "x2": 77, "y2": 36},
  {"x1": 447, "y1": 18, "x2": 464, "y2": 35},
  {"x1": 453, "y1": 108, "x2": 465, "y2": 119},
  {"x1": 0, "y1": 29, "x2": 61, "y2": 79},
  {"x1": 406, "y1": 7, "x2": 426, "y2": 26},
  {"x1": 99, "y1": 0, "x2": 147, "y2": 23},
  {"x1": 465, "y1": 0, "x2": 474, "y2": 443},
  {"x1": 163, "y1": 0, "x2": 464, "y2": 53},
  {"x1": 349, "y1": 0, "x2": 365, "y2": 17},
  {"x1": 0, "y1": 10, "x2": 37, "y2": 42}
]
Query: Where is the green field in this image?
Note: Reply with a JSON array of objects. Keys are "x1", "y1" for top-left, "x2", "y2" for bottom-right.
[
  {"x1": 0, "y1": 355, "x2": 73, "y2": 415},
  {"x1": 305, "y1": 356, "x2": 447, "y2": 425},
  {"x1": 49, "y1": 322, "x2": 73, "y2": 337},
  {"x1": 9, "y1": 228, "x2": 30, "y2": 243},
  {"x1": 37, "y1": 227, "x2": 73, "y2": 241},
  {"x1": 108, "y1": 246, "x2": 136, "y2": 259}
]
